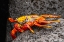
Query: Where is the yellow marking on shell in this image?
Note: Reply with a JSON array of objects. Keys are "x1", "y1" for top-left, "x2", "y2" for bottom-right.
[{"x1": 16, "y1": 16, "x2": 26, "y2": 23}]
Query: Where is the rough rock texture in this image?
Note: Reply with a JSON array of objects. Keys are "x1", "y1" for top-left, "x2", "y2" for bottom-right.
[
  {"x1": 9, "y1": 0, "x2": 64, "y2": 18},
  {"x1": 6, "y1": 0, "x2": 64, "y2": 42}
]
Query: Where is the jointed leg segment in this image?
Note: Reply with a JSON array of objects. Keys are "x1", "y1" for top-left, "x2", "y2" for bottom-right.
[
  {"x1": 34, "y1": 22, "x2": 52, "y2": 28},
  {"x1": 26, "y1": 25, "x2": 35, "y2": 33},
  {"x1": 38, "y1": 20, "x2": 60, "y2": 24},
  {"x1": 41, "y1": 14, "x2": 61, "y2": 18}
]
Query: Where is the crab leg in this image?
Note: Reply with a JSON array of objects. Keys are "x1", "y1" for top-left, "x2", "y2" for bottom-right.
[
  {"x1": 46, "y1": 20, "x2": 60, "y2": 24},
  {"x1": 26, "y1": 24, "x2": 35, "y2": 33},
  {"x1": 34, "y1": 22, "x2": 52, "y2": 28},
  {"x1": 38, "y1": 20, "x2": 60, "y2": 24},
  {"x1": 34, "y1": 21, "x2": 43, "y2": 27},
  {"x1": 41, "y1": 14, "x2": 61, "y2": 18},
  {"x1": 10, "y1": 28, "x2": 17, "y2": 39}
]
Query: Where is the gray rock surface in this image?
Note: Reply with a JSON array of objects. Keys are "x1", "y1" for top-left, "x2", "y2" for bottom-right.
[
  {"x1": 6, "y1": 0, "x2": 64, "y2": 42},
  {"x1": 9, "y1": 0, "x2": 64, "y2": 18}
]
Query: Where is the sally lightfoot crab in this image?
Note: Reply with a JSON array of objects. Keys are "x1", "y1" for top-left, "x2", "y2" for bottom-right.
[{"x1": 8, "y1": 14, "x2": 61, "y2": 39}]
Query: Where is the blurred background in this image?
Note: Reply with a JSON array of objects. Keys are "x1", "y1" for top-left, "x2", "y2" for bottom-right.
[{"x1": 6, "y1": 0, "x2": 64, "y2": 42}]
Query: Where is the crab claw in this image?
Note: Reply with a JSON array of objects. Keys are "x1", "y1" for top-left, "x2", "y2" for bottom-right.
[
  {"x1": 8, "y1": 18, "x2": 16, "y2": 22},
  {"x1": 10, "y1": 28, "x2": 17, "y2": 39},
  {"x1": 14, "y1": 23, "x2": 24, "y2": 33}
]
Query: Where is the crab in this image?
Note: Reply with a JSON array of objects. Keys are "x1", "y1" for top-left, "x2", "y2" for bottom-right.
[{"x1": 8, "y1": 14, "x2": 61, "y2": 39}]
